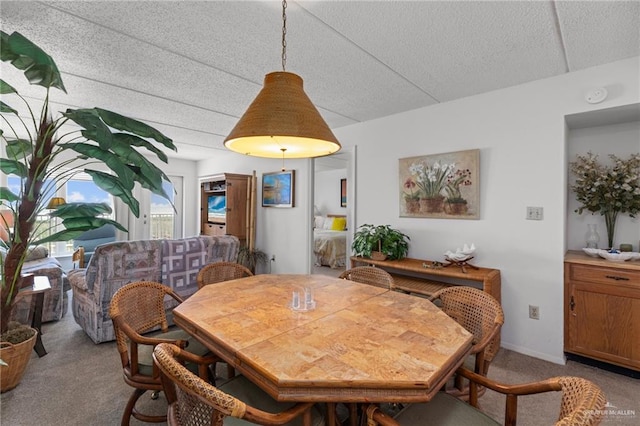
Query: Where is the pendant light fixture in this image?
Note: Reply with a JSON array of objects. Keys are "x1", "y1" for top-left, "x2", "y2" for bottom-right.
[{"x1": 224, "y1": 0, "x2": 341, "y2": 159}]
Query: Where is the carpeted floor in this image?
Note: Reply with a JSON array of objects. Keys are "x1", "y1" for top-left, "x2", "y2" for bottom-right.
[{"x1": 1, "y1": 295, "x2": 638, "y2": 425}]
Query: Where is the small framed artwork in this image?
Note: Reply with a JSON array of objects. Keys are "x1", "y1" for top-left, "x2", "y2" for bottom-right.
[
  {"x1": 340, "y1": 178, "x2": 347, "y2": 207},
  {"x1": 399, "y1": 149, "x2": 480, "y2": 219},
  {"x1": 262, "y1": 170, "x2": 295, "y2": 208}
]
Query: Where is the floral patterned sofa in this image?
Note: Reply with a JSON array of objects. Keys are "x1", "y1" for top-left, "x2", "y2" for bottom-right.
[{"x1": 68, "y1": 235, "x2": 240, "y2": 344}]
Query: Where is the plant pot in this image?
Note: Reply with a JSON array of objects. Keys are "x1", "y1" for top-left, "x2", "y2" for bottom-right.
[
  {"x1": 445, "y1": 200, "x2": 468, "y2": 215},
  {"x1": 1, "y1": 328, "x2": 37, "y2": 393},
  {"x1": 420, "y1": 196, "x2": 444, "y2": 213},
  {"x1": 405, "y1": 199, "x2": 420, "y2": 214},
  {"x1": 370, "y1": 251, "x2": 387, "y2": 261}
]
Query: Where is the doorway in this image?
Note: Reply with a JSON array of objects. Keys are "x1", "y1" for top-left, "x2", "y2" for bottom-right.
[{"x1": 312, "y1": 147, "x2": 355, "y2": 277}]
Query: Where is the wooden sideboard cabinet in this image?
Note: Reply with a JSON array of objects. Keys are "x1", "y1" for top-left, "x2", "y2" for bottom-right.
[
  {"x1": 351, "y1": 256, "x2": 501, "y2": 348},
  {"x1": 564, "y1": 250, "x2": 640, "y2": 371},
  {"x1": 350, "y1": 256, "x2": 501, "y2": 303}
]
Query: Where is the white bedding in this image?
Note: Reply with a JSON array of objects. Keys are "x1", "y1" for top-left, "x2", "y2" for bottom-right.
[{"x1": 313, "y1": 229, "x2": 347, "y2": 269}]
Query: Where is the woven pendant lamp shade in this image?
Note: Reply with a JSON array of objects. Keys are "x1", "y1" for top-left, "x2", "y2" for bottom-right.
[{"x1": 224, "y1": 72, "x2": 341, "y2": 158}]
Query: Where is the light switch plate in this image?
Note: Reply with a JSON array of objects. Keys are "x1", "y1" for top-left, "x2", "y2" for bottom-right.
[{"x1": 526, "y1": 206, "x2": 543, "y2": 220}]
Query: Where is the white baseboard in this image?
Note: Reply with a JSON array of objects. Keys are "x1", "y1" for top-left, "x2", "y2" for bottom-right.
[{"x1": 500, "y1": 341, "x2": 567, "y2": 365}]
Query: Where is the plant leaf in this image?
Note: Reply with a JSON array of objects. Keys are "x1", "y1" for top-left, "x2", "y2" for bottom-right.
[
  {"x1": 6, "y1": 139, "x2": 32, "y2": 159},
  {"x1": 66, "y1": 144, "x2": 135, "y2": 190},
  {"x1": 85, "y1": 170, "x2": 140, "y2": 217},
  {"x1": 0, "y1": 31, "x2": 66, "y2": 93},
  {"x1": 113, "y1": 133, "x2": 168, "y2": 163},
  {"x1": 50, "y1": 202, "x2": 112, "y2": 219},
  {"x1": 0, "y1": 187, "x2": 19, "y2": 203},
  {"x1": 96, "y1": 108, "x2": 175, "y2": 150},
  {"x1": 0, "y1": 79, "x2": 17, "y2": 94},
  {"x1": 34, "y1": 217, "x2": 126, "y2": 245},
  {"x1": 0, "y1": 100, "x2": 17, "y2": 114},
  {"x1": 63, "y1": 109, "x2": 113, "y2": 149},
  {"x1": 0, "y1": 158, "x2": 28, "y2": 178}
]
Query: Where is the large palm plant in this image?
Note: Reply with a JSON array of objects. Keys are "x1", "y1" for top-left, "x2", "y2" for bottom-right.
[{"x1": 0, "y1": 31, "x2": 176, "y2": 334}]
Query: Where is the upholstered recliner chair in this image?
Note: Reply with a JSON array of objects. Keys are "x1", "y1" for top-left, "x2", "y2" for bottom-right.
[{"x1": 72, "y1": 223, "x2": 116, "y2": 268}]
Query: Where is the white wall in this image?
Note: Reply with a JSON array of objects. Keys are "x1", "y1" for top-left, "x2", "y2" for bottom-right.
[
  {"x1": 315, "y1": 169, "x2": 347, "y2": 216},
  {"x1": 197, "y1": 152, "x2": 314, "y2": 274},
  {"x1": 332, "y1": 56, "x2": 640, "y2": 364}
]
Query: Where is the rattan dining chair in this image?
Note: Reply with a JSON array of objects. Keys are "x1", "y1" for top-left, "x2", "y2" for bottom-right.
[
  {"x1": 429, "y1": 285, "x2": 504, "y2": 400},
  {"x1": 338, "y1": 266, "x2": 394, "y2": 290},
  {"x1": 196, "y1": 261, "x2": 253, "y2": 289},
  {"x1": 110, "y1": 281, "x2": 219, "y2": 426},
  {"x1": 365, "y1": 367, "x2": 607, "y2": 426},
  {"x1": 153, "y1": 342, "x2": 324, "y2": 426}
]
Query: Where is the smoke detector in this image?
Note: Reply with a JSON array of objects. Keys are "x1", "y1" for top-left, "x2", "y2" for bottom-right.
[{"x1": 585, "y1": 87, "x2": 608, "y2": 104}]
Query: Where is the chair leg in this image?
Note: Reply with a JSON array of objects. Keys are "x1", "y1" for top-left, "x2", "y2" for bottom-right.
[
  {"x1": 121, "y1": 388, "x2": 144, "y2": 426},
  {"x1": 226, "y1": 363, "x2": 236, "y2": 379},
  {"x1": 122, "y1": 388, "x2": 167, "y2": 425}
]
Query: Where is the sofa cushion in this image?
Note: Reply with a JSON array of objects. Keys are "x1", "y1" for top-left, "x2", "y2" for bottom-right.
[
  {"x1": 205, "y1": 235, "x2": 240, "y2": 264},
  {"x1": 161, "y1": 237, "x2": 209, "y2": 301},
  {"x1": 25, "y1": 245, "x2": 49, "y2": 261}
]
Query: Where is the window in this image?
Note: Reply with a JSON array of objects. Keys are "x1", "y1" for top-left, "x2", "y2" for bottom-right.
[
  {"x1": 150, "y1": 179, "x2": 176, "y2": 240},
  {"x1": 5, "y1": 173, "x2": 114, "y2": 256}
]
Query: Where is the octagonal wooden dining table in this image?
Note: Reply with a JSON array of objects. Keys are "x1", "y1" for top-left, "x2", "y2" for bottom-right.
[{"x1": 172, "y1": 274, "x2": 473, "y2": 425}]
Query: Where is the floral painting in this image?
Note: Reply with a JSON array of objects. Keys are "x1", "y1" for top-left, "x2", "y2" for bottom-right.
[{"x1": 399, "y1": 149, "x2": 480, "y2": 219}]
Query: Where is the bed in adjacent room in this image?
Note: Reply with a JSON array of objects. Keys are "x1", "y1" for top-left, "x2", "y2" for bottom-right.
[{"x1": 313, "y1": 215, "x2": 347, "y2": 269}]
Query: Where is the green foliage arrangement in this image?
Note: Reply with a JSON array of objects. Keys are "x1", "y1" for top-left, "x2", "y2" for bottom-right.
[
  {"x1": 570, "y1": 151, "x2": 640, "y2": 248},
  {"x1": 351, "y1": 224, "x2": 410, "y2": 260},
  {"x1": 0, "y1": 31, "x2": 176, "y2": 335}
]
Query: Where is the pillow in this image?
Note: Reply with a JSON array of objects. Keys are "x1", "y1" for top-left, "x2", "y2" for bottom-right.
[
  {"x1": 25, "y1": 245, "x2": 49, "y2": 261},
  {"x1": 314, "y1": 215, "x2": 325, "y2": 229},
  {"x1": 322, "y1": 217, "x2": 335, "y2": 230},
  {"x1": 331, "y1": 217, "x2": 347, "y2": 231}
]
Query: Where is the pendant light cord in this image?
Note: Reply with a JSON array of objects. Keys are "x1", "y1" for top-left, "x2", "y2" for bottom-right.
[
  {"x1": 281, "y1": 148, "x2": 287, "y2": 171},
  {"x1": 281, "y1": 0, "x2": 287, "y2": 71}
]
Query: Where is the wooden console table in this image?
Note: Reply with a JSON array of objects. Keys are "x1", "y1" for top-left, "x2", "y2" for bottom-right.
[{"x1": 350, "y1": 256, "x2": 501, "y2": 303}]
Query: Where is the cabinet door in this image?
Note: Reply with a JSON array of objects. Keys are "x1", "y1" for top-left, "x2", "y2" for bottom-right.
[
  {"x1": 567, "y1": 281, "x2": 640, "y2": 370},
  {"x1": 225, "y1": 176, "x2": 248, "y2": 240}
]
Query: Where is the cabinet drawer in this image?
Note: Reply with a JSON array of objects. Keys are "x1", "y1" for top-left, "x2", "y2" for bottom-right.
[
  {"x1": 203, "y1": 223, "x2": 226, "y2": 236},
  {"x1": 570, "y1": 264, "x2": 640, "y2": 286}
]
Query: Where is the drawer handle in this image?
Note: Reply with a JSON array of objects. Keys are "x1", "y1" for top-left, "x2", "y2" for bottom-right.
[{"x1": 605, "y1": 275, "x2": 629, "y2": 281}]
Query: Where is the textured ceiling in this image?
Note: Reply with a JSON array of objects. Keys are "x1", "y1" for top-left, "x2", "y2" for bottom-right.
[{"x1": 1, "y1": 1, "x2": 638, "y2": 161}]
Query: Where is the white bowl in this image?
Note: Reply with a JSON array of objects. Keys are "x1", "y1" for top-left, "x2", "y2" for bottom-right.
[
  {"x1": 582, "y1": 248, "x2": 603, "y2": 257},
  {"x1": 598, "y1": 251, "x2": 637, "y2": 262}
]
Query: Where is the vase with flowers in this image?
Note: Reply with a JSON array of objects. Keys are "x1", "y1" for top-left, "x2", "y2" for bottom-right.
[
  {"x1": 570, "y1": 152, "x2": 640, "y2": 249},
  {"x1": 409, "y1": 160, "x2": 454, "y2": 213}
]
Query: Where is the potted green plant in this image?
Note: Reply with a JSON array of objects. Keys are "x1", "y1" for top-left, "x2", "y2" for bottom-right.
[
  {"x1": 237, "y1": 246, "x2": 269, "y2": 274},
  {"x1": 0, "y1": 31, "x2": 175, "y2": 380},
  {"x1": 351, "y1": 224, "x2": 410, "y2": 261}
]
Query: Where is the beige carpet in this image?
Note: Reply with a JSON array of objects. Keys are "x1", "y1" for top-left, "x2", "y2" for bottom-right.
[{"x1": 1, "y1": 295, "x2": 638, "y2": 425}]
